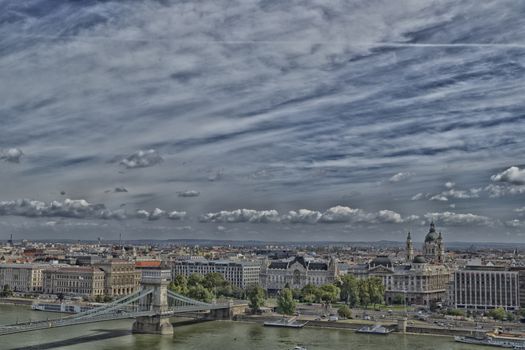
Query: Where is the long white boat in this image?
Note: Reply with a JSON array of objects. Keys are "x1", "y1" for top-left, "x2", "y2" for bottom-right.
[
  {"x1": 454, "y1": 328, "x2": 525, "y2": 349},
  {"x1": 31, "y1": 303, "x2": 93, "y2": 314},
  {"x1": 264, "y1": 317, "x2": 308, "y2": 328}
]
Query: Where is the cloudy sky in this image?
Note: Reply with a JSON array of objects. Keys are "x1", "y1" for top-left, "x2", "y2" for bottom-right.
[{"x1": 1, "y1": 0, "x2": 525, "y2": 242}]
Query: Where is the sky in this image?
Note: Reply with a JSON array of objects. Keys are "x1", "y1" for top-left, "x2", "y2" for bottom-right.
[{"x1": 0, "y1": 0, "x2": 525, "y2": 242}]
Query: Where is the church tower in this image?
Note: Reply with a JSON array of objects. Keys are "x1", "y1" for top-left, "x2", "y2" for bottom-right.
[
  {"x1": 436, "y1": 231, "x2": 445, "y2": 263},
  {"x1": 423, "y1": 221, "x2": 445, "y2": 264},
  {"x1": 406, "y1": 231, "x2": 414, "y2": 262}
]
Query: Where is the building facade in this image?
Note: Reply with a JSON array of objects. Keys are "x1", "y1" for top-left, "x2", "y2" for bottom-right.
[
  {"x1": 96, "y1": 259, "x2": 141, "y2": 297},
  {"x1": 350, "y1": 222, "x2": 450, "y2": 306},
  {"x1": 260, "y1": 256, "x2": 338, "y2": 293},
  {"x1": 453, "y1": 264, "x2": 520, "y2": 311},
  {"x1": 422, "y1": 221, "x2": 445, "y2": 264},
  {"x1": 43, "y1": 266, "x2": 105, "y2": 297},
  {"x1": 0, "y1": 263, "x2": 46, "y2": 293},
  {"x1": 172, "y1": 259, "x2": 261, "y2": 289}
]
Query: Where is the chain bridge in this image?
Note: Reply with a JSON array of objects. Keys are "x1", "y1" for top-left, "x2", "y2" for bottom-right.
[{"x1": 0, "y1": 269, "x2": 240, "y2": 336}]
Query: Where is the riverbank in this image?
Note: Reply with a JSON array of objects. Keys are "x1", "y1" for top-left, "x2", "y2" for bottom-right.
[{"x1": 234, "y1": 314, "x2": 480, "y2": 338}]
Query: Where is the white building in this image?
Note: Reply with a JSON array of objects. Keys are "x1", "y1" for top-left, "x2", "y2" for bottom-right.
[
  {"x1": 0, "y1": 263, "x2": 47, "y2": 293},
  {"x1": 260, "y1": 256, "x2": 338, "y2": 293},
  {"x1": 453, "y1": 263, "x2": 520, "y2": 311},
  {"x1": 172, "y1": 260, "x2": 261, "y2": 289}
]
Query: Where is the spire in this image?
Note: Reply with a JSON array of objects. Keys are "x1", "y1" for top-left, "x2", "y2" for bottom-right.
[
  {"x1": 438, "y1": 231, "x2": 442, "y2": 240},
  {"x1": 429, "y1": 220, "x2": 436, "y2": 233},
  {"x1": 407, "y1": 231, "x2": 411, "y2": 240}
]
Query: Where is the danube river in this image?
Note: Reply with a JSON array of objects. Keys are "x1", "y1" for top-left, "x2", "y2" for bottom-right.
[{"x1": 0, "y1": 304, "x2": 480, "y2": 350}]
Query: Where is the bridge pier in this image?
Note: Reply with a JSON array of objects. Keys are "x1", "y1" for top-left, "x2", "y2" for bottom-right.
[
  {"x1": 132, "y1": 315, "x2": 173, "y2": 335},
  {"x1": 132, "y1": 268, "x2": 173, "y2": 335}
]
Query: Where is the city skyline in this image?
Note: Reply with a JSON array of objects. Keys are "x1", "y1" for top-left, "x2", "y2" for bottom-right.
[{"x1": 1, "y1": 1, "x2": 525, "y2": 242}]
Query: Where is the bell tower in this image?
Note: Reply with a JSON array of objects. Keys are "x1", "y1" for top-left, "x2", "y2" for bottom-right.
[{"x1": 406, "y1": 231, "x2": 414, "y2": 263}]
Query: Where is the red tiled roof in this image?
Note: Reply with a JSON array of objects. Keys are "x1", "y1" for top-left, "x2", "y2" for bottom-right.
[{"x1": 135, "y1": 261, "x2": 161, "y2": 268}]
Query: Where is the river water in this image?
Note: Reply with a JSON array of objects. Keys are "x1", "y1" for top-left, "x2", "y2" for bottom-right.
[{"x1": 0, "y1": 304, "x2": 479, "y2": 350}]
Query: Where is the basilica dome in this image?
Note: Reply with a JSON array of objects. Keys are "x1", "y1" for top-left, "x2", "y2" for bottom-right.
[{"x1": 425, "y1": 221, "x2": 440, "y2": 242}]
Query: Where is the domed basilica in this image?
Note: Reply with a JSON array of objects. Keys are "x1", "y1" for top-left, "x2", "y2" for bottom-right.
[{"x1": 406, "y1": 221, "x2": 445, "y2": 264}]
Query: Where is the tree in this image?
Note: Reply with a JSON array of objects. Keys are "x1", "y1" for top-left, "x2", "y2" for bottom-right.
[
  {"x1": 319, "y1": 284, "x2": 340, "y2": 304},
  {"x1": 358, "y1": 279, "x2": 370, "y2": 308},
  {"x1": 488, "y1": 308, "x2": 506, "y2": 321},
  {"x1": 187, "y1": 273, "x2": 205, "y2": 287},
  {"x1": 95, "y1": 295, "x2": 103, "y2": 303},
  {"x1": 57, "y1": 293, "x2": 65, "y2": 302},
  {"x1": 169, "y1": 274, "x2": 189, "y2": 295},
  {"x1": 339, "y1": 275, "x2": 360, "y2": 307},
  {"x1": 301, "y1": 284, "x2": 319, "y2": 303},
  {"x1": 203, "y1": 272, "x2": 227, "y2": 290},
  {"x1": 246, "y1": 284, "x2": 266, "y2": 312},
  {"x1": 1, "y1": 284, "x2": 13, "y2": 298},
  {"x1": 188, "y1": 285, "x2": 214, "y2": 303},
  {"x1": 277, "y1": 288, "x2": 296, "y2": 315},
  {"x1": 338, "y1": 305, "x2": 352, "y2": 319},
  {"x1": 447, "y1": 309, "x2": 465, "y2": 317},
  {"x1": 368, "y1": 277, "x2": 385, "y2": 307}
]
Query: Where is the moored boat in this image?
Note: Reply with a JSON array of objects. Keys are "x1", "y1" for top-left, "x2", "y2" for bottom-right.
[
  {"x1": 454, "y1": 328, "x2": 525, "y2": 349},
  {"x1": 356, "y1": 324, "x2": 393, "y2": 335},
  {"x1": 31, "y1": 302, "x2": 93, "y2": 314},
  {"x1": 264, "y1": 317, "x2": 308, "y2": 328}
]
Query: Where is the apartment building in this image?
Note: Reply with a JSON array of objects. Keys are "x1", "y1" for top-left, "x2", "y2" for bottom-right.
[
  {"x1": 453, "y1": 263, "x2": 519, "y2": 311},
  {"x1": 43, "y1": 266, "x2": 105, "y2": 297},
  {"x1": 0, "y1": 263, "x2": 47, "y2": 293},
  {"x1": 96, "y1": 259, "x2": 141, "y2": 297},
  {"x1": 172, "y1": 259, "x2": 261, "y2": 288}
]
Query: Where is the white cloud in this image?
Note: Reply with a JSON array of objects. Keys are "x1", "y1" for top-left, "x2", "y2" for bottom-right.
[
  {"x1": 411, "y1": 193, "x2": 425, "y2": 200},
  {"x1": 168, "y1": 211, "x2": 186, "y2": 220},
  {"x1": 505, "y1": 219, "x2": 524, "y2": 228},
  {"x1": 0, "y1": 148, "x2": 24, "y2": 163},
  {"x1": 429, "y1": 187, "x2": 481, "y2": 201},
  {"x1": 0, "y1": 198, "x2": 124, "y2": 219},
  {"x1": 389, "y1": 172, "x2": 411, "y2": 183},
  {"x1": 118, "y1": 149, "x2": 163, "y2": 169},
  {"x1": 424, "y1": 212, "x2": 492, "y2": 226},
  {"x1": 137, "y1": 208, "x2": 186, "y2": 220},
  {"x1": 445, "y1": 181, "x2": 455, "y2": 189},
  {"x1": 178, "y1": 190, "x2": 200, "y2": 198},
  {"x1": 282, "y1": 209, "x2": 322, "y2": 224},
  {"x1": 515, "y1": 207, "x2": 525, "y2": 213},
  {"x1": 491, "y1": 166, "x2": 525, "y2": 185},
  {"x1": 429, "y1": 194, "x2": 448, "y2": 201},
  {"x1": 485, "y1": 184, "x2": 525, "y2": 198},
  {"x1": 199, "y1": 205, "x2": 416, "y2": 225},
  {"x1": 199, "y1": 209, "x2": 280, "y2": 223}
]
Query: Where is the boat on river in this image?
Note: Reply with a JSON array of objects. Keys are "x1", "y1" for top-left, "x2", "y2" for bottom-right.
[
  {"x1": 31, "y1": 302, "x2": 93, "y2": 314},
  {"x1": 264, "y1": 317, "x2": 308, "y2": 328},
  {"x1": 454, "y1": 328, "x2": 525, "y2": 348},
  {"x1": 356, "y1": 324, "x2": 393, "y2": 335}
]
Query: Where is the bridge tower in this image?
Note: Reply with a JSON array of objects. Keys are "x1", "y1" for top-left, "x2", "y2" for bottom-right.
[{"x1": 132, "y1": 268, "x2": 174, "y2": 335}]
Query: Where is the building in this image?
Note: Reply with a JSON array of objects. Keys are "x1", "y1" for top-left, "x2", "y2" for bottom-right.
[
  {"x1": 172, "y1": 259, "x2": 261, "y2": 289},
  {"x1": 350, "y1": 222, "x2": 450, "y2": 306},
  {"x1": 43, "y1": 266, "x2": 105, "y2": 298},
  {"x1": 510, "y1": 267, "x2": 525, "y2": 309},
  {"x1": 96, "y1": 259, "x2": 141, "y2": 297},
  {"x1": 453, "y1": 262, "x2": 520, "y2": 311},
  {"x1": 0, "y1": 263, "x2": 46, "y2": 293},
  {"x1": 260, "y1": 256, "x2": 338, "y2": 293},
  {"x1": 422, "y1": 221, "x2": 445, "y2": 264}
]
